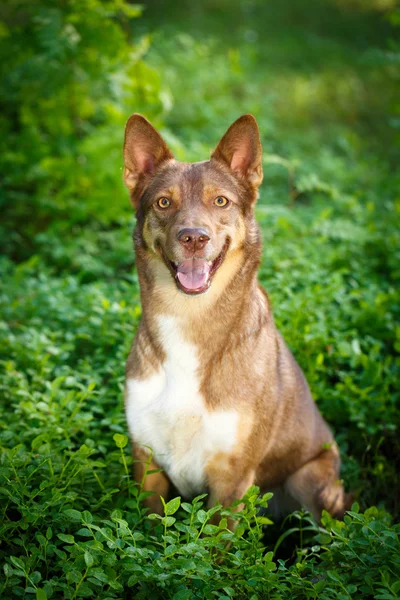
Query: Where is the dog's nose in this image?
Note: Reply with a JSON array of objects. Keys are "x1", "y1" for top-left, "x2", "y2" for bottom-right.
[{"x1": 177, "y1": 228, "x2": 210, "y2": 253}]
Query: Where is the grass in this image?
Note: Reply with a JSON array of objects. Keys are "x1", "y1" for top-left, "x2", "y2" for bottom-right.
[{"x1": 1, "y1": 0, "x2": 399, "y2": 597}]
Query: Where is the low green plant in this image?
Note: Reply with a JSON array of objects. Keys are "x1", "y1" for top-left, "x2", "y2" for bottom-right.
[{"x1": 1, "y1": 425, "x2": 399, "y2": 599}]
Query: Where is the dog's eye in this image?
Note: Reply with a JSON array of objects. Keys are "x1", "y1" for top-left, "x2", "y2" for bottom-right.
[
  {"x1": 157, "y1": 197, "x2": 171, "y2": 209},
  {"x1": 214, "y1": 196, "x2": 229, "y2": 207}
]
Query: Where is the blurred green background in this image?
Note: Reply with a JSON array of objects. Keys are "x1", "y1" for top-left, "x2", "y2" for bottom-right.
[
  {"x1": 1, "y1": 0, "x2": 399, "y2": 260},
  {"x1": 1, "y1": 0, "x2": 400, "y2": 564}
]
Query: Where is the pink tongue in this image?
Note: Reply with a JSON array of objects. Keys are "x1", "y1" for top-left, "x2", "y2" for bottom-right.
[{"x1": 176, "y1": 259, "x2": 211, "y2": 291}]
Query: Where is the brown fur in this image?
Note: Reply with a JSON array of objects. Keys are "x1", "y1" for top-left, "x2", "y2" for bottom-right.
[{"x1": 123, "y1": 113, "x2": 352, "y2": 522}]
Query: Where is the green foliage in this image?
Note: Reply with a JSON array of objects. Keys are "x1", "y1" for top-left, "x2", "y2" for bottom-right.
[
  {"x1": 1, "y1": 0, "x2": 400, "y2": 597},
  {"x1": 0, "y1": 0, "x2": 163, "y2": 259},
  {"x1": 1, "y1": 421, "x2": 399, "y2": 599}
]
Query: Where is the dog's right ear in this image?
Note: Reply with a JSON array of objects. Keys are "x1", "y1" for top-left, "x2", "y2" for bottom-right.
[
  {"x1": 123, "y1": 114, "x2": 174, "y2": 207},
  {"x1": 211, "y1": 114, "x2": 263, "y2": 189}
]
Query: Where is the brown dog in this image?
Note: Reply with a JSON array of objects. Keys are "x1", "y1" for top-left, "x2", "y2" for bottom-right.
[{"x1": 123, "y1": 113, "x2": 351, "y2": 522}]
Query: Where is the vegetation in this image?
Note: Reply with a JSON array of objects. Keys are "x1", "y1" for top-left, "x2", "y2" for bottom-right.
[{"x1": 0, "y1": 0, "x2": 399, "y2": 597}]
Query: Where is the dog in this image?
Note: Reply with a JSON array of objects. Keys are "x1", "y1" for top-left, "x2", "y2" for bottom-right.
[{"x1": 122, "y1": 113, "x2": 351, "y2": 524}]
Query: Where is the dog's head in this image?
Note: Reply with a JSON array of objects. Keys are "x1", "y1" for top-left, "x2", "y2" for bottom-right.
[{"x1": 123, "y1": 114, "x2": 263, "y2": 296}]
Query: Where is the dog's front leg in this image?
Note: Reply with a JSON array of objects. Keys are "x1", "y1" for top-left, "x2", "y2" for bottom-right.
[
  {"x1": 132, "y1": 444, "x2": 170, "y2": 515},
  {"x1": 207, "y1": 463, "x2": 256, "y2": 531}
]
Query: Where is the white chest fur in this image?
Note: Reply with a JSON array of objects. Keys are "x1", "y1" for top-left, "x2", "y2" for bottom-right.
[{"x1": 125, "y1": 316, "x2": 239, "y2": 498}]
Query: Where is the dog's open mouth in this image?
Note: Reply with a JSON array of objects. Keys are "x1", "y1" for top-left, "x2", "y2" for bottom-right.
[{"x1": 161, "y1": 240, "x2": 229, "y2": 295}]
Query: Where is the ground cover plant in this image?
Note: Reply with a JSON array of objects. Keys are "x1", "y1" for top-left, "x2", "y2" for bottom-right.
[{"x1": 1, "y1": 0, "x2": 399, "y2": 597}]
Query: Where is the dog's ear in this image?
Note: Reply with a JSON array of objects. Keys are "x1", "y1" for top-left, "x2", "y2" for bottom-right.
[
  {"x1": 123, "y1": 114, "x2": 174, "y2": 206},
  {"x1": 211, "y1": 114, "x2": 263, "y2": 188}
]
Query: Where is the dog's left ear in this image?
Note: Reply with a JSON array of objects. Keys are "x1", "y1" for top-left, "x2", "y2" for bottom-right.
[{"x1": 211, "y1": 114, "x2": 263, "y2": 188}]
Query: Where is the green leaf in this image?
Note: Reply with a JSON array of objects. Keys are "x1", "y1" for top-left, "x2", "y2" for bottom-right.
[
  {"x1": 76, "y1": 528, "x2": 93, "y2": 537},
  {"x1": 164, "y1": 544, "x2": 177, "y2": 556},
  {"x1": 31, "y1": 434, "x2": 49, "y2": 450},
  {"x1": 257, "y1": 516, "x2": 273, "y2": 525},
  {"x1": 327, "y1": 570, "x2": 343, "y2": 583},
  {"x1": 172, "y1": 590, "x2": 192, "y2": 600},
  {"x1": 264, "y1": 551, "x2": 274, "y2": 562},
  {"x1": 219, "y1": 518, "x2": 228, "y2": 529},
  {"x1": 314, "y1": 579, "x2": 327, "y2": 592},
  {"x1": 113, "y1": 433, "x2": 128, "y2": 449},
  {"x1": 196, "y1": 509, "x2": 207, "y2": 524},
  {"x1": 57, "y1": 534, "x2": 75, "y2": 544},
  {"x1": 393, "y1": 581, "x2": 400, "y2": 594},
  {"x1": 192, "y1": 493, "x2": 208, "y2": 504},
  {"x1": 77, "y1": 583, "x2": 94, "y2": 597},
  {"x1": 90, "y1": 568, "x2": 109, "y2": 583},
  {"x1": 203, "y1": 524, "x2": 219, "y2": 535},
  {"x1": 10, "y1": 556, "x2": 24, "y2": 570},
  {"x1": 36, "y1": 589, "x2": 47, "y2": 600},
  {"x1": 315, "y1": 532, "x2": 332, "y2": 545},
  {"x1": 164, "y1": 496, "x2": 181, "y2": 516},
  {"x1": 235, "y1": 524, "x2": 245, "y2": 538},
  {"x1": 84, "y1": 550, "x2": 94, "y2": 567},
  {"x1": 82, "y1": 510, "x2": 93, "y2": 524},
  {"x1": 346, "y1": 511, "x2": 364, "y2": 522},
  {"x1": 36, "y1": 534, "x2": 46, "y2": 545},
  {"x1": 64, "y1": 509, "x2": 82, "y2": 521},
  {"x1": 163, "y1": 516, "x2": 176, "y2": 527}
]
